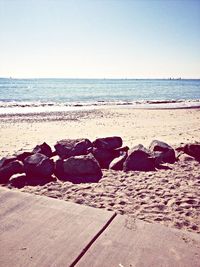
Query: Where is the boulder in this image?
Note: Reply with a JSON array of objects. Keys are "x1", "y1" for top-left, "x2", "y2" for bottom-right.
[
  {"x1": 109, "y1": 152, "x2": 127, "y2": 171},
  {"x1": 149, "y1": 140, "x2": 176, "y2": 164},
  {"x1": 178, "y1": 153, "x2": 196, "y2": 162},
  {"x1": 54, "y1": 138, "x2": 92, "y2": 159},
  {"x1": 54, "y1": 158, "x2": 64, "y2": 178},
  {"x1": 149, "y1": 140, "x2": 174, "y2": 152},
  {"x1": 10, "y1": 173, "x2": 55, "y2": 187},
  {"x1": 175, "y1": 144, "x2": 185, "y2": 152},
  {"x1": 59, "y1": 154, "x2": 102, "y2": 183},
  {"x1": 184, "y1": 143, "x2": 200, "y2": 160},
  {"x1": 32, "y1": 142, "x2": 52, "y2": 158},
  {"x1": 123, "y1": 144, "x2": 155, "y2": 172},
  {"x1": 24, "y1": 153, "x2": 54, "y2": 178},
  {"x1": 63, "y1": 153, "x2": 102, "y2": 176},
  {"x1": 93, "y1": 136, "x2": 122, "y2": 150},
  {"x1": 0, "y1": 160, "x2": 24, "y2": 184},
  {"x1": 0, "y1": 156, "x2": 16, "y2": 169},
  {"x1": 92, "y1": 147, "x2": 120, "y2": 169},
  {"x1": 9, "y1": 174, "x2": 27, "y2": 188},
  {"x1": 26, "y1": 175, "x2": 56, "y2": 186},
  {"x1": 14, "y1": 150, "x2": 34, "y2": 162}
]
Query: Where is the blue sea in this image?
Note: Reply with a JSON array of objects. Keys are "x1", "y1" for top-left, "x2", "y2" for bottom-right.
[{"x1": 0, "y1": 78, "x2": 200, "y2": 114}]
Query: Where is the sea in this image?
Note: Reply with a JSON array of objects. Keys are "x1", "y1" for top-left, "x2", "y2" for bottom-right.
[{"x1": 0, "y1": 78, "x2": 200, "y2": 114}]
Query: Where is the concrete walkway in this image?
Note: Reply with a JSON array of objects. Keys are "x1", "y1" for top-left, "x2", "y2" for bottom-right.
[{"x1": 0, "y1": 187, "x2": 200, "y2": 267}]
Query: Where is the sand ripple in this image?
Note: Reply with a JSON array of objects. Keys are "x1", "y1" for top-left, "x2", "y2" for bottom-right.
[{"x1": 12, "y1": 159, "x2": 200, "y2": 234}]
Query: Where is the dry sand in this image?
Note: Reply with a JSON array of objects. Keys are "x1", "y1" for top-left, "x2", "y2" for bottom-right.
[{"x1": 1, "y1": 107, "x2": 200, "y2": 233}]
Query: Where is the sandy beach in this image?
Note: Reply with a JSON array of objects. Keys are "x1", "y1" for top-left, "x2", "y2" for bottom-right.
[
  {"x1": 1, "y1": 107, "x2": 200, "y2": 233},
  {"x1": 1, "y1": 107, "x2": 199, "y2": 155}
]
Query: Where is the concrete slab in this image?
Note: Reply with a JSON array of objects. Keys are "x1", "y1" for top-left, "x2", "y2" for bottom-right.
[
  {"x1": 0, "y1": 187, "x2": 115, "y2": 267},
  {"x1": 77, "y1": 214, "x2": 200, "y2": 267},
  {"x1": 1, "y1": 187, "x2": 200, "y2": 267}
]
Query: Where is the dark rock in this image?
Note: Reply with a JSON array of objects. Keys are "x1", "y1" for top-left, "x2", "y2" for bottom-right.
[
  {"x1": 10, "y1": 174, "x2": 56, "y2": 187},
  {"x1": 109, "y1": 152, "x2": 127, "y2": 171},
  {"x1": 149, "y1": 140, "x2": 176, "y2": 164},
  {"x1": 153, "y1": 150, "x2": 176, "y2": 166},
  {"x1": 24, "y1": 153, "x2": 54, "y2": 178},
  {"x1": 32, "y1": 142, "x2": 52, "y2": 158},
  {"x1": 9, "y1": 174, "x2": 27, "y2": 188},
  {"x1": 25, "y1": 175, "x2": 56, "y2": 186},
  {"x1": 184, "y1": 143, "x2": 200, "y2": 160},
  {"x1": 51, "y1": 150, "x2": 57, "y2": 157},
  {"x1": 86, "y1": 147, "x2": 93, "y2": 154},
  {"x1": 149, "y1": 140, "x2": 173, "y2": 152},
  {"x1": 0, "y1": 160, "x2": 24, "y2": 184},
  {"x1": 14, "y1": 150, "x2": 34, "y2": 162},
  {"x1": 59, "y1": 153, "x2": 102, "y2": 183},
  {"x1": 92, "y1": 147, "x2": 120, "y2": 169},
  {"x1": 63, "y1": 153, "x2": 102, "y2": 176},
  {"x1": 0, "y1": 156, "x2": 16, "y2": 168},
  {"x1": 178, "y1": 153, "x2": 196, "y2": 162},
  {"x1": 54, "y1": 138, "x2": 92, "y2": 159},
  {"x1": 93, "y1": 136, "x2": 122, "y2": 150},
  {"x1": 123, "y1": 144, "x2": 155, "y2": 171},
  {"x1": 54, "y1": 158, "x2": 64, "y2": 178},
  {"x1": 175, "y1": 144, "x2": 185, "y2": 152}
]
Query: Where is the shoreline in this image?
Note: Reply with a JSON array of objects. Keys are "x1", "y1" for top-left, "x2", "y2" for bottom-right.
[
  {"x1": 0, "y1": 106, "x2": 200, "y2": 124},
  {"x1": 0, "y1": 100, "x2": 200, "y2": 115}
]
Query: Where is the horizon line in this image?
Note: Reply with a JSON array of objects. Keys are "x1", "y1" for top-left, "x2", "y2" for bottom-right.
[{"x1": 0, "y1": 76, "x2": 200, "y2": 80}]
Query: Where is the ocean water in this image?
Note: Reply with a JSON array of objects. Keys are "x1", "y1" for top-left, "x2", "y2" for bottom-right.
[{"x1": 0, "y1": 78, "x2": 200, "y2": 114}]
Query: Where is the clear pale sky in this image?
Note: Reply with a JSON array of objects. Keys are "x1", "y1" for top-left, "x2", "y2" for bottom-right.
[{"x1": 0, "y1": 0, "x2": 199, "y2": 78}]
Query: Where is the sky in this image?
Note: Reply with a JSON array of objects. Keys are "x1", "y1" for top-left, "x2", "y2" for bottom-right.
[{"x1": 0, "y1": 0, "x2": 200, "y2": 79}]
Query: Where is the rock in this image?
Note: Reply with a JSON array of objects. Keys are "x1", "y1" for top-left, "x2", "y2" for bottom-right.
[
  {"x1": 14, "y1": 150, "x2": 34, "y2": 162},
  {"x1": 26, "y1": 175, "x2": 56, "y2": 186},
  {"x1": 149, "y1": 140, "x2": 173, "y2": 152},
  {"x1": 63, "y1": 153, "x2": 102, "y2": 176},
  {"x1": 93, "y1": 136, "x2": 122, "y2": 150},
  {"x1": 24, "y1": 153, "x2": 54, "y2": 178},
  {"x1": 32, "y1": 142, "x2": 52, "y2": 158},
  {"x1": 184, "y1": 143, "x2": 200, "y2": 160},
  {"x1": 54, "y1": 158, "x2": 64, "y2": 178},
  {"x1": 123, "y1": 144, "x2": 155, "y2": 171},
  {"x1": 54, "y1": 138, "x2": 92, "y2": 159},
  {"x1": 9, "y1": 174, "x2": 27, "y2": 188},
  {"x1": 178, "y1": 153, "x2": 196, "y2": 162},
  {"x1": 0, "y1": 156, "x2": 16, "y2": 168},
  {"x1": 60, "y1": 153, "x2": 102, "y2": 183},
  {"x1": 153, "y1": 150, "x2": 176, "y2": 166},
  {"x1": 109, "y1": 152, "x2": 127, "y2": 171},
  {"x1": 175, "y1": 144, "x2": 185, "y2": 152},
  {"x1": 51, "y1": 150, "x2": 57, "y2": 157},
  {"x1": 92, "y1": 147, "x2": 120, "y2": 169},
  {"x1": 149, "y1": 140, "x2": 176, "y2": 164},
  {"x1": 0, "y1": 160, "x2": 24, "y2": 184}
]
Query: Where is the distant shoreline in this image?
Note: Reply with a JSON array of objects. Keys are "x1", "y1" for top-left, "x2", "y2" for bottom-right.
[{"x1": 1, "y1": 77, "x2": 200, "y2": 80}]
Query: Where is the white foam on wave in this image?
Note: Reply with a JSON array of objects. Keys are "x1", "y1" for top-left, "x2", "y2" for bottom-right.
[{"x1": 0, "y1": 99, "x2": 199, "y2": 115}]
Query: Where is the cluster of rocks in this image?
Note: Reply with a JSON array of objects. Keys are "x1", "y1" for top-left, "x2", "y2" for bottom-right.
[{"x1": 0, "y1": 137, "x2": 199, "y2": 187}]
